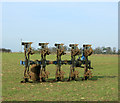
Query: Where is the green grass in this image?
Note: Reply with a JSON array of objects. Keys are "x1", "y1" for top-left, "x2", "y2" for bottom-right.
[{"x1": 2, "y1": 53, "x2": 118, "y2": 101}]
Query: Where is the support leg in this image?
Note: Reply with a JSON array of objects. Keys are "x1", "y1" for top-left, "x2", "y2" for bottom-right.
[
  {"x1": 55, "y1": 66, "x2": 65, "y2": 81},
  {"x1": 84, "y1": 64, "x2": 92, "y2": 80}
]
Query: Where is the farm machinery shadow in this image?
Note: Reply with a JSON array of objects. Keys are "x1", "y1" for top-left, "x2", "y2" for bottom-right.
[
  {"x1": 27, "y1": 75, "x2": 117, "y2": 83},
  {"x1": 87, "y1": 75, "x2": 117, "y2": 81},
  {"x1": 47, "y1": 75, "x2": 117, "y2": 82}
]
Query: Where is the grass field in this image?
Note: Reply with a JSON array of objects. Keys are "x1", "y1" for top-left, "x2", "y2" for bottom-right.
[{"x1": 1, "y1": 53, "x2": 118, "y2": 101}]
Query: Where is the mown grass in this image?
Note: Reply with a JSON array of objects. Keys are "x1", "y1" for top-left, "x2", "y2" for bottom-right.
[{"x1": 2, "y1": 53, "x2": 118, "y2": 101}]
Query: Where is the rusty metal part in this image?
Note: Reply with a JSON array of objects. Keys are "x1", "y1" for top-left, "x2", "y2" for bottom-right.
[
  {"x1": 84, "y1": 70, "x2": 93, "y2": 80},
  {"x1": 83, "y1": 60, "x2": 92, "y2": 80},
  {"x1": 29, "y1": 64, "x2": 40, "y2": 81},
  {"x1": 55, "y1": 43, "x2": 66, "y2": 81},
  {"x1": 82, "y1": 44, "x2": 93, "y2": 80},
  {"x1": 83, "y1": 44, "x2": 93, "y2": 57},
  {"x1": 68, "y1": 66, "x2": 79, "y2": 80},
  {"x1": 84, "y1": 70, "x2": 92, "y2": 78},
  {"x1": 55, "y1": 70, "x2": 65, "y2": 81},
  {"x1": 70, "y1": 44, "x2": 81, "y2": 56},
  {"x1": 69, "y1": 71, "x2": 79, "y2": 80},
  {"x1": 68, "y1": 44, "x2": 80, "y2": 80},
  {"x1": 40, "y1": 70, "x2": 50, "y2": 79},
  {"x1": 21, "y1": 42, "x2": 34, "y2": 83},
  {"x1": 20, "y1": 42, "x2": 94, "y2": 82},
  {"x1": 39, "y1": 43, "x2": 50, "y2": 82}
]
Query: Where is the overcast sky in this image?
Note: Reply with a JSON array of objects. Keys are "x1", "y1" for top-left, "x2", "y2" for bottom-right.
[{"x1": 2, "y1": 2, "x2": 118, "y2": 52}]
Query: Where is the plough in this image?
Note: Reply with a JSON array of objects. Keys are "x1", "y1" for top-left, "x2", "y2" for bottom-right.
[{"x1": 20, "y1": 42, "x2": 93, "y2": 83}]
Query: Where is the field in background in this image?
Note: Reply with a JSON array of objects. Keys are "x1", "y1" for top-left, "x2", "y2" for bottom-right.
[{"x1": 2, "y1": 53, "x2": 118, "y2": 101}]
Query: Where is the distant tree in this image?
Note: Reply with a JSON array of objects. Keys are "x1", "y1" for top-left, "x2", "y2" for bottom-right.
[
  {"x1": 102, "y1": 46, "x2": 106, "y2": 50},
  {"x1": 113, "y1": 47, "x2": 116, "y2": 54},
  {"x1": 94, "y1": 47, "x2": 102, "y2": 54},
  {"x1": 106, "y1": 47, "x2": 112, "y2": 54},
  {"x1": 0, "y1": 48, "x2": 12, "y2": 53},
  {"x1": 101, "y1": 46, "x2": 107, "y2": 54},
  {"x1": 7, "y1": 49, "x2": 11, "y2": 53}
]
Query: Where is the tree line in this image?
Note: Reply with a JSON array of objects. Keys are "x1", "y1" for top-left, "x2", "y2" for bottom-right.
[
  {"x1": 32, "y1": 46, "x2": 119, "y2": 54},
  {"x1": 1, "y1": 46, "x2": 119, "y2": 54},
  {"x1": 0, "y1": 48, "x2": 12, "y2": 53}
]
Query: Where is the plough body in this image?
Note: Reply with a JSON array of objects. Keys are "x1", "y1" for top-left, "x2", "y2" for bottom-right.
[{"x1": 20, "y1": 42, "x2": 93, "y2": 83}]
